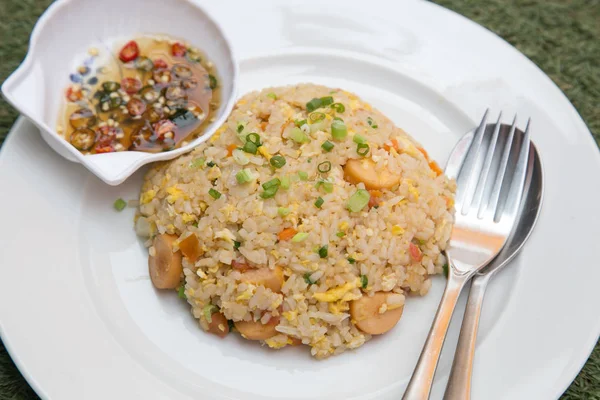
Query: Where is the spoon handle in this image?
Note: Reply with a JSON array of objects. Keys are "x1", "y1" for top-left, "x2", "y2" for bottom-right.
[
  {"x1": 443, "y1": 274, "x2": 491, "y2": 400},
  {"x1": 403, "y1": 266, "x2": 468, "y2": 400}
]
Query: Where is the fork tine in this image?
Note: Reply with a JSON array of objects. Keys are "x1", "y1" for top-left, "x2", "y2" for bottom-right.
[
  {"x1": 486, "y1": 115, "x2": 517, "y2": 216},
  {"x1": 495, "y1": 119, "x2": 531, "y2": 222},
  {"x1": 472, "y1": 112, "x2": 503, "y2": 217},
  {"x1": 455, "y1": 109, "x2": 489, "y2": 212}
]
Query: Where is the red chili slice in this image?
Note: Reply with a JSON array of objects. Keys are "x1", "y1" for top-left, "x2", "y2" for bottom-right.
[
  {"x1": 153, "y1": 58, "x2": 168, "y2": 69},
  {"x1": 152, "y1": 69, "x2": 172, "y2": 85},
  {"x1": 121, "y1": 77, "x2": 142, "y2": 94},
  {"x1": 65, "y1": 86, "x2": 83, "y2": 102},
  {"x1": 95, "y1": 146, "x2": 115, "y2": 154},
  {"x1": 171, "y1": 42, "x2": 187, "y2": 57},
  {"x1": 126, "y1": 98, "x2": 147, "y2": 116},
  {"x1": 119, "y1": 40, "x2": 139, "y2": 62},
  {"x1": 153, "y1": 119, "x2": 176, "y2": 139}
]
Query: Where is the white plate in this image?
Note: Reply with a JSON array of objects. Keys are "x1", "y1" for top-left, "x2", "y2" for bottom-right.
[{"x1": 1, "y1": 1, "x2": 599, "y2": 399}]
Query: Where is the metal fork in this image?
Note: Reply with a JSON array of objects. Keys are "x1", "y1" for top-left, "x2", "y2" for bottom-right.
[{"x1": 402, "y1": 111, "x2": 531, "y2": 399}]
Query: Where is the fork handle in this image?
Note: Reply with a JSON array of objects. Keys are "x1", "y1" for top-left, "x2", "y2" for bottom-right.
[
  {"x1": 403, "y1": 270, "x2": 469, "y2": 400},
  {"x1": 443, "y1": 274, "x2": 491, "y2": 400}
]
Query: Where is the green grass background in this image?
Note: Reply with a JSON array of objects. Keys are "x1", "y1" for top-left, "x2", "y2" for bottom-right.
[{"x1": 0, "y1": 0, "x2": 598, "y2": 398}]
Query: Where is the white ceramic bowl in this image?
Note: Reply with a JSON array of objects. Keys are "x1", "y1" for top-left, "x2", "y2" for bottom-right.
[{"x1": 1, "y1": 0, "x2": 238, "y2": 185}]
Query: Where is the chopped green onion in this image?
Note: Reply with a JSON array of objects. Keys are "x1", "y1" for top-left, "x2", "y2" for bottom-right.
[
  {"x1": 102, "y1": 81, "x2": 120, "y2": 92},
  {"x1": 260, "y1": 187, "x2": 278, "y2": 199},
  {"x1": 331, "y1": 103, "x2": 345, "y2": 113},
  {"x1": 367, "y1": 117, "x2": 378, "y2": 128},
  {"x1": 336, "y1": 231, "x2": 346, "y2": 238},
  {"x1": 348, "y1": 257, "x2": 356, "y2": 264},
  {"x1": 314, "y1": 197, "x2": 324, "y2": 208},
  {"x1": 208, "y1": 74, "x2": 218, "y2": 90},
  {"x1": 322, "y1": 181, "x2": 334, "y2": 193},
  {"x1": 443, "y1": 263, "x2": 449, "y2": 278},
  {"x1": 290, "y1": 127, "x2": 310, "y2": 143},
  {"x1": 321, "y1": 141, "x2": 334, "y2": 152},
  {"x1": 267, "y1": 92, "x2": 277, "y2": 100},
  {"x1": 318, "y1": 245, "x2": 328, "y2": 258},
  {"x1": 236, "y1": 168, "x2": 254, "y2": 184},
  {"x1": 317, "y1": 161, "x2": 331, "y2": 173},
  {"x1": 294, "y1": 119, "x2": 307, "y2": 127},
  {"x1": 357, "y1": 143, "x2": 370, "y2": 156},
  {"x1": 203, "y1": 304, "x2": 218, "y2": 323},
  {"x1": 348, "y1": 189, "x2": 370, "y2": 212},
  {"x1": 246, "y1": 133, "x2": 261, "y2": 146},
  {"x1": 280, "y1": 176, "x2": 291, "y2": 189},
  {"x1": 353, "y1": 134, "x2": 367, "y2": 144},
  {"x1": 309, "y1": 112, "x2": 326, "y2": 123},
  {"x1": 189, "y1": 157, "x2": 205, "y2": 168},
  {"x1": 360, "y1": 275, "x2": 368, "y2": 289},
  {"x1": 331, "y1": 120, "x2": 348, "y2": 141},
  {"x1": 234, "y1": 241, "x2": 241, "y2": 250},
  {"x1": 206, "y1": 161, "x2": 216, "y2": 167},
  {"x1": 310, "y1": 120, "x2": 327, "y2": 134},
  {"x1": 320, "y1": 96, "x2": 334, "y2": 106},
  {"x1": 292, "y1": 232, "x2": 309, "y2": 242},
  {"x1": 262, "y1": 178, "x2": 281, "y2": 190},
  {"x1": 178, "y1": 286, "x2": 186, "y2": 299},
  {"x1": 333, "y1": 117, "x2": 344, "y2": 121},
  {"x1": 242, "y1": 141, "x2": 258, "y2": 154},
  {"x1": 298, "y1": 171, "x2": 309, "y2": 181},
  {"x1": 270, "y1": 155, "x2": 286, "y2": 169},
  {"x1": 308, "y1": 158, "x2": 312, "y2": 163},
  {"x1": 236, "y1": 123, "x2": 245, "y2": 133},
  {"x1": 278, "y1": 207, "x2": 291, "y2": 216},
  {"x1": 232, "y1": 149, "x2": 249, "y2": 165},
  {"x1": 260, "y1": 178, "x2": 281, "y2": 199},
  {"x1": 306, "y1": 98, "x2": 322, "y2": 112},
  {"x1": 304, "y1": 272, "x2": 315, "y2": 285},
  {"x1": 315, "y1": 180, "x2": 334, "y2": 193},
  {"x1": 227, "y1": 319, "x2": 234, "y2": 330},
  {"x1": 208, "y1": 188, "x2": 222, "y2": 199},
  {"x1": 114, "y1": 198, "x2": 127, "y2": 211}
]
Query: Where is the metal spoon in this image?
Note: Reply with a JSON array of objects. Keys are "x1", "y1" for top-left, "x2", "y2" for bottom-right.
[
  {"x1": 443, "y1": 126, "x2": 544, "y2": 400},
  {"x1": 403, "y1": 113, "x2": 532, "y2": 399}
]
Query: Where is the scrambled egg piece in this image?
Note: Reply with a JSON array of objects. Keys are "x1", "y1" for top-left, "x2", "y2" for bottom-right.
[
  {"x1": 338, "y1": 221, "x2": 349, "y2": 231},
  {"x1": 264, "y1": 337, "x2": 295, "y2": 349},
  {"x1": 258, "y1": 146, "x2": 271, "y2": 160},
  {"x1": 328, "y1": 301, "x2": 349, "y2": 315},
  {"x1": 408, "y1": 184, "x2": 419, "y2": 201},
  {"x1": 236, "y1": 284, "x2": 256, "y2": 301},
  {"x1": 313, "y1": 279, "x2": 360, "y2": 303},
  {"x1": 166, "y1": 186, "x2": 186, "y2": 204},
  {"x1": 181, "y1": 213, "x2": 196, "y2": 223},
  {"x1": 215, "y1": 228, "x2": 236, "y2": 244},
  {"x1": 392, "y1": 225, "x2": 405, "y2": 236},
  {"x1": 210, "y1": 125, "x2": 226, "y2": 142},
  {"x1": 140, "y1": 190, "x2": 156, "y2": 205},
  {"x1": 282, "y1": 310, "x2": 298, "y2": 321}
]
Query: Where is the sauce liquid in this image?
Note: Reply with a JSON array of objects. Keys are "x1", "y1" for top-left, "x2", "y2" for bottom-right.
[{"x1": 60, "y1": 35, "x2": 221, "y2": 154}]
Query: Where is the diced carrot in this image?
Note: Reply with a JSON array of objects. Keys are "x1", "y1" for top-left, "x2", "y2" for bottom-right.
[
  {"x1": 368, "y1": 190, "x2": 382, "y2": 209},
  {"x1": 384, "y1": 138, "x2": 400, "y2": 152},
  {"x1": 409, "y1": 242, "x2": 423, "y2": 262},
  {"x1": 429, "y1": 161, "x2": 443, "y2": 176},
  {"x1": 227, "y1": 144, "x2": 238, "y2": 157},
  {"x1": 418, "y1": 147, "x2": 429, "y2": 159},
  {"x1": 260, "y1": 121, "x2": 268, "y2": 131},
  {"x1": 278, "y1": 227, "x2": 297, "y2": 241},
  {"x1": 179, "y1": 233, "x2": 202, "y2": 262}
]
